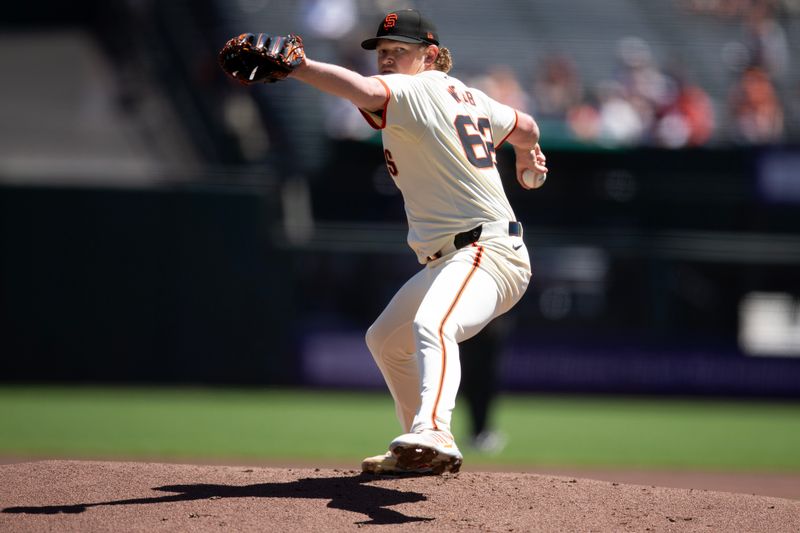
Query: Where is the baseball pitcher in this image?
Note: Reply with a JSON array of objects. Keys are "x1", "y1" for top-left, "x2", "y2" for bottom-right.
[{"x1": 219, "y1": 8, "x2": 548, "y2": 475}]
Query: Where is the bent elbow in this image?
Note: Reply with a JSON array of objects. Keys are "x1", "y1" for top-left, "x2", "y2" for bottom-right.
[
  {"x1": 523, "y1": 112, "x2": 540, "y2": 145},
  {"x1": 531, "y1": 119, "x2": 541, "y2": 145},
  {"x1": 509, "y1": 112, "x2": 540, "y2": 148}
]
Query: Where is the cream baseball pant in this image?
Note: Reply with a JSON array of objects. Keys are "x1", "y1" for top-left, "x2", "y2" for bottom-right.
[{"x1": 365, "y1": 233, "x2": 531, "y2": 436}]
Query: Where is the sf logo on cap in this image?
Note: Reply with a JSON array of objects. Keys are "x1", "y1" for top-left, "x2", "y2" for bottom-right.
[{"x1": 383, "y1": 14, "x2": 398, "y2": 29}]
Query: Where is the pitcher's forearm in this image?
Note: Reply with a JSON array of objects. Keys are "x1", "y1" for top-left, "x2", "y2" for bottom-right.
[{"x1": 291, "y1": 59, "x2": 387, "y2": 112}]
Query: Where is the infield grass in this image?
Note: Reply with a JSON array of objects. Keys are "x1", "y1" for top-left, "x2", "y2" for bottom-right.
[{"x1": 1, "y1": 386, "x2": 799, "y2": 471}]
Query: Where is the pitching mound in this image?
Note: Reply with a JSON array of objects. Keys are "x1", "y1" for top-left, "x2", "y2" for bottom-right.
[{"x1": 1, "y1": 461, "x2": 798, "y2": 532}]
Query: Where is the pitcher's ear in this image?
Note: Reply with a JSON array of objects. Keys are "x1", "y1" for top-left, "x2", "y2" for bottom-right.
[{"x1": 424, "y1": 44, "x2": 439, "y2": 65}]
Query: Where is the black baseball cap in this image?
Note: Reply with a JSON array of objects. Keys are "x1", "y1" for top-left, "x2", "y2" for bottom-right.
[{"x1": 361, "y1": 9, "x2": 439, "y2": 50}]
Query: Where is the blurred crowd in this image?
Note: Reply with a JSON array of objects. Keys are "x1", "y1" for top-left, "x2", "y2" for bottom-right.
[
  {"x1": 311, "y1": 0, "x2": 795, "y2": 148},
  {"x1": 497, "y1": 0, "x2": 791, "y2": 147},
  {"x1": 463, "y1": 0, "x2": 790, "y2": 148}
]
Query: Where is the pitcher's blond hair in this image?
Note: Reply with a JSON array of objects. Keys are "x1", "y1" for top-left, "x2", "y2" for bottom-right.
[{"x1": 433, "y1": 46, "x2": 453, "y2": 73}]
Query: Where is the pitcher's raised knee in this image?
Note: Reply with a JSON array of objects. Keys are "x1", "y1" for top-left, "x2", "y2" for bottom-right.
[{"x1": 365, "y1": 322, "x2": 383, "y2": 359}]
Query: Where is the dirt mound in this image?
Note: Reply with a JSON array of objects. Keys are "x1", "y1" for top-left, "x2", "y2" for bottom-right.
[{"x1": 1, "y1": 461, "x2": 798, "y2": 532}]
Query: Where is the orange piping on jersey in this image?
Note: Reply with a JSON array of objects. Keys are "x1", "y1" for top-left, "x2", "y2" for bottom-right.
[
  {"x1": 431, "y1": 244, "x2": 484, "y2": 430},
  {"x1": 496, "y1": 109, "x2": 519, "y2": 149},
  {"x1": 357, "y1": 77, "x2": 391, "y2": 130}
]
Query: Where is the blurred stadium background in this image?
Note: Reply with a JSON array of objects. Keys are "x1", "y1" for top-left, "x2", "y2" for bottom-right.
[{"x1": 2, "y1": 0, "x2": 800, "y2": 419}]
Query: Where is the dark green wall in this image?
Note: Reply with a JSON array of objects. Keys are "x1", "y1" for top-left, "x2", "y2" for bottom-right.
[{"x1": 1, "y1": 185, "x2": 296, "y2": 384}]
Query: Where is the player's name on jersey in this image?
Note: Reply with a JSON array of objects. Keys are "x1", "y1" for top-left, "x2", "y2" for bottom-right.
[{"x1": 447, "y1": 85, "x2": 476, "y2": 106}]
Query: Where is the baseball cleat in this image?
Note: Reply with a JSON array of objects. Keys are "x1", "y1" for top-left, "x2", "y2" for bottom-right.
[
  {"x1": 389, "y1": 429, "x2": 463, "y2": 474},
  {"x1": 361, "y1": 449, "x2": 457, "y2": 475},
  {"x1": 361, "y1": 449, "x2": 461, "y2": 475},
  {"x1": 361, "y1": 451, "x2": 402, "y2": 474}
]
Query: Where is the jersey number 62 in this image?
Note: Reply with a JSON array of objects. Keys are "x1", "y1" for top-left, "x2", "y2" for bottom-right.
[{"x1": 454, "y1": 115, "x2": 496, "y2": 169}]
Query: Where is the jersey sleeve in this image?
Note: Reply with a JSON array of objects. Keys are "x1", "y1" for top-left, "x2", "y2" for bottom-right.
[
  {"x1": 358, "y1": 74, "x2": 430, "y2": 134},
  {"x1": 474, "y1": 90, "x2": 519, "y2": 148},
  {"x1": 358, "y1": 77, "x2": 390, "y2": 129}
]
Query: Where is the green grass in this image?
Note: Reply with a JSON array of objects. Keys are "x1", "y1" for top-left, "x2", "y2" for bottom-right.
[
  {"x1": 1, "y1": 386, "x2": 799, "y2": 472},
  {"x1": 489, "y1": 395, "x2": 800, "y2": 470},
  {"x1": 0, "y1": 386, "x2": 398, "y2": 461}
]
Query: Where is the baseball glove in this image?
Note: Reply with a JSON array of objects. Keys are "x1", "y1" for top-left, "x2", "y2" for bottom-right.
[{"x1": 218, "y1": 33, "x2": 305, "y2": 84}]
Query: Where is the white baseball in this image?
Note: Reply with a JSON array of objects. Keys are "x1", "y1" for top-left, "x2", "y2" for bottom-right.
[{"x1": 523, "y1": 169, "x2": 546, "y2": 189}]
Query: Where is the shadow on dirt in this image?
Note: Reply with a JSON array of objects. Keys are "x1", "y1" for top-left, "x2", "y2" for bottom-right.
[{"x1": 2, "y1": 472, "x2": 434, "y2": 525}]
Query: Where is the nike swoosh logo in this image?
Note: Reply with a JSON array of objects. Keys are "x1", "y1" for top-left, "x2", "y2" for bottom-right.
[{"x1": 513, "y1": 244, "x2": 523, "y2": 251}]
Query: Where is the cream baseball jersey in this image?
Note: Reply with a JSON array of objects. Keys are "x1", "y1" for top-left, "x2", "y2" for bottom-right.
[{"x1": 360, "y1": 70, "x2": 520, "y2": 264}]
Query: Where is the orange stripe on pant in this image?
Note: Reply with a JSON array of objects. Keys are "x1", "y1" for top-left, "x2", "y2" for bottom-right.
[{"x1": 431, "y1": 244, "x2": 484, "y2": 430}]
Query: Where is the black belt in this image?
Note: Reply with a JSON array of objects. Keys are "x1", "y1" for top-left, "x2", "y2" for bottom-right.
[{"x1": 426, "y1": 221, "x2": 522, "y2": 262}]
